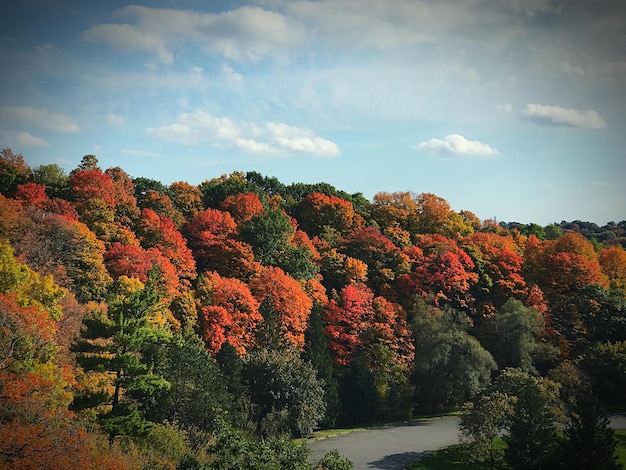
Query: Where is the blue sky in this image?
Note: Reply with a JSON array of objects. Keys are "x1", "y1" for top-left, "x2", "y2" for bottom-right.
[{"x1": 1, "y1": 0, "x2": 625, "y2": 225}]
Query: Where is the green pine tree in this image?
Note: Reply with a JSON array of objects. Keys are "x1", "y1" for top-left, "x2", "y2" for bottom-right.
[{"x1": 72, "y1": 269, "x2": 171, "y2": 444}]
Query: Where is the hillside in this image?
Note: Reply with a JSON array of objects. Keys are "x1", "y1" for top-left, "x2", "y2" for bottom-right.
[{"x1": 1, "y1": 149, "x2": 625, "y2": 469}]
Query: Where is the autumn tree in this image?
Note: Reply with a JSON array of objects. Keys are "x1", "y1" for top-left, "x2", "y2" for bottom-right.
[
  {"x1": 186, "y1": 208, "x2": 260, "y2": 278},
  {"x1": 137, "y1": 188, "x2": 185, "y2": 228},
  {"x1": 219, "y1": 191, "x2": 265, "y2": 225},
  {"x1": 296, "y1": 192, "x2": 363, "y2": 238},
  {"x1": 104, "y1": 242, "x2": 181, "y2": 297},
  {"x1": 168, "y1": 180, "x2": 204, "y2": 221},
  {"x1": 369, "y1": 191, "x2": 420, "y2": 234},
  {"x1": 338, "y1": 226, "x2": 408, "y2": 297},
  {"x1": 599, "y1": 245, "x2": 626, "y2": 292},
  {"x1": 195, "y1": 271, "x2": 262, "y2": 355},
  {"x1": 249, "y1": 266, "x2": 313, "y2": 350},
  {"x1": 9, "y1": 209, "x2": 112, "y2": 302},
  {"x1": 460, "y1": 231, "x2": 526, "y2": 314},
  {"x1": 136, "y1": 208, "x2": 197, "y2": 287},
  {"x1": 105, "y1": 166, "x2": 141, "y2": 229},
  {"x1": 524, "y1": 233, "x2": 610, "y2": 354},
  {"x1": 400, "y1": 235, "x2": 477, "y2": 311},
  {"x1": 0, "y1": 241, "x2": 110, "y2": 469}
]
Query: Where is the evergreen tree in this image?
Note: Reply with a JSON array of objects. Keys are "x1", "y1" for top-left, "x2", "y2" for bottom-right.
[
  {"x1": 304, "y1": 306, "x2": 340, "y2": 428},
  {"x1": 72, "y1": 270, "x2": 171, "y2": 444},
  {"x1": 560, "y1": 387, "x2": 622, "y2": 470}
]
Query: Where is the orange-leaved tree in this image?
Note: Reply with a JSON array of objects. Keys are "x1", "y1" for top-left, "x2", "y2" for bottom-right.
[
  {"x1": 196, "y1": 271, "x2": 262, "y2": 355},
  {"x1": 249, "y1": 266, "x2": 313, "y2": 350}
]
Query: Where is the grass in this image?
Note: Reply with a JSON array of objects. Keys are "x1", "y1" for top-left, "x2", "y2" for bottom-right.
[
  {"x1": 406, "y1": 433, "x2": 626, "y2": 470},
  {"x1": 294, "y1": 426, "x2": 366, "y2": 445},
  {"x1": 616, "y1": 429, "x2": 626, "y2": 467}
]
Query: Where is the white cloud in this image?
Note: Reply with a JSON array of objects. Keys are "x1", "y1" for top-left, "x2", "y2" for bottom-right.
[
  {"x1": 222, "y1": 65, "x2": 243, "y2": 85},
  {"x1": 521, "y1": 104, "x2": 606, "y2": 129},
  {"x1": 495, "y1": 103, "x2": 513, "y2": 114},
  {"x1": 146, "y1": 109, "x2": 339, "y2": 157},
  {"x1": 82, "y1": 5, "x2": 305, "y2": 63},
  {"x1": 121, "y1": 148, "x2": 160, "y2": 158},
  {"x1": 593, "y1": 181, "x2": 622, "y2": 189},
  {"x1": 0, "y1": 106, "x2": 81, "y2": 133},
  {"x1": 416, "y1": 134, "x2": 499, "y2": 158},
  {"x1": 106, "y1": 113, "x2": 125, "y2": 125},
  {"x1": 83, "y1": 23, "x2": 174, "y2": 64},
  {"x1": 14, "y1": 131, "x2": 49, "y2": 147}
]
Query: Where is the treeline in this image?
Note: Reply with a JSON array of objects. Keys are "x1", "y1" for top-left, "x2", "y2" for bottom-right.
[{"x1": 1, "y1": 148, "x2": 625, "y2": 469}]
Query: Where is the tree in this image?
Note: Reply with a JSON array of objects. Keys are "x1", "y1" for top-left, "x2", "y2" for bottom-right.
[
  {"x1": 338, "y1": 226, "x2": 408, "y2": 297},
  {"x1": 249, "y1": 266, "x2": 313, "y2": 350},
  {"x1": 560, "y1": 385, "x2": 622, "y2": 470},
  {"x1": 32, "y1": 163, "x2": 69, "y2": 199},
  {"x1": 369, "y1": 191, "x2": 420, "y2": 234},
  {"x1": 495, "y1": 368, "x2": 563, "y2": 470},
  {"x1": 196, "y1": 271, "x2": 262, "y2": 355},
  {"x1": 474, "y1": 299, "x2": 553, "y2": 373},
  {"x1": 0, "y1": 148, "x2": 31, "y2": 196},
  {"x1": 104, "y1": 242, "x2": 181, "y2": 297},
  {"x1": 207, "y1": 421, "x2": 312, "y2": 469},
  {"x1": 0, "y1": 243, "x2": 113, "y2": 470},
  {"x1": 241, "y1": 348, "x2": 326, "y2": 437},
  {"x1": 145, "y1": 335, "x2": 232, "y2": 450},
  {"x1": 220, "y1": 191, "x2": 265, "y2": 225},
  {"x1": 338, "y1": 356, "x2": 379, "y2": 425},
  {"x1": 169, "y1": 180, "x2": 204, "y2": 220},
  {"x1": 137, "y1": 208, "x2": 197, "y2": 287},
  {"x1": 400, "y1": 235, "x2": 477, "y2": 311},
  {"x1": 186, "y1": 208, "x2": 260, "y2": 278},
  {"x1": 10, "y1": 208, "x2": 112, "y2": 302},
  {"x1": 599, "y1": 245, "x2": 626, "y2": 292},
  {"x1": 459, "y1": 391, "x2": 515, "y2": 468},
  {"x1": 579, "y1": 341, "x2": 626, "y2": 406},
  {"x1": 296, "y1": 192, "x2": 363, "y2": 238},
  {"x1": 239, "y1": 208, "x2": 294, "y2": 266},
  {"x1": 411, "y1": 302, "x2": 496, "y2": 413},
  {"x1": 303, "y1": 305, "x2": 340, "y2": 428},
  {"x1": 72, "y1": 273, "x2": 172, "y2": 444}
]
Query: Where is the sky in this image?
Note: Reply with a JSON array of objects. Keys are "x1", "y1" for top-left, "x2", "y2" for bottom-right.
[{"x1": 0, "y1": 0, "x2": 625, "y2": 225}]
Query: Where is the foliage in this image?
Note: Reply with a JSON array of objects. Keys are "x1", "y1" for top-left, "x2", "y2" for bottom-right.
[
  {"x1": 560, "y1": 385, "x2": 622, "y2": 470},
  {"x1": 411, "y1": 302, "x2": 496, "y2": 414},
  {"x1": 241, "y1": 348, "x2": 326, "y2": 437},
  {"x1": 72, "y1": 272, "x2": 172, "y2": 444},
  {"x1": 473, "y1": 298, "x2": 554, "y2": 372},
  {"x1": 3, "y1": 150, "x2": 626, "y2": 467},
  {"x1": 312, "y1": 448, "x2": 353, "y2": 470}
]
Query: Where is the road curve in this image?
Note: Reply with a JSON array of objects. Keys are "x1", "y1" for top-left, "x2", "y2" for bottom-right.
[
  {"x1": 308, "y1": 414, "x2": 626, "y2": 470},
  {"x1": 307, "y1": 416, "x2": 461, "y2": 470}
]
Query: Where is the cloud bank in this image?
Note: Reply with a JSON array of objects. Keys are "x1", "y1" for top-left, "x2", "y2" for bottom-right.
[
  {"x1": 521, "y1": 104, "x2": 606, "y2": 129},
  {"x1": 0, "y1": 106, "x2": 81, "y2": 133},
  {"x1": 416, "y1": 134, "x2": 499, "y2": 158},
  {"x1": 146, "y1": 110, "x2": 340, "y2": 157}
]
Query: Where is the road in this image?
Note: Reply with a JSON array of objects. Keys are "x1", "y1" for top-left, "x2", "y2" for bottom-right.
[
  {"x1": 308, "y1": 414, "x2": 626, "y2": 470},
  {"x1": 307, "y1": 416, "x2": 461, "y2": 470}
]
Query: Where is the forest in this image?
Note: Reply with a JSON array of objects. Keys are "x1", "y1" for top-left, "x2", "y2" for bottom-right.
[{"x1": 1, "y1": 148, "x2": 625, "y2": 469}]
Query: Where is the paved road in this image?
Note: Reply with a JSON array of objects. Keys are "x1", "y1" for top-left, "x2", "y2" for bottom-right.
[
  {"x1": 308, "y1": 416, "x2": 461, "y2": 470},
  {"x1": 308, "y1": 414, "x2": 626, "y2": 470}
]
